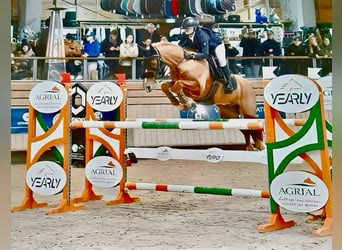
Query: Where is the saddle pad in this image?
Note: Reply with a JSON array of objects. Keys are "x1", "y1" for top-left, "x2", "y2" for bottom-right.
[
  {"x1": 220, "y1": 0, "x2": 236, "y2": 11},
  {"x1": 145, "y1": 0, "x2": 164, "y2": 16},
  {"x1": 164, "y1": 0, "x2": 174, "y2": 18},
  {"x1": 133, "y1": 0, "x2": 143, "y2": 16},
  {"x1": 188, "y1": 0, "x2": 199, "y2": 16},
  {"x1": 100, "y1": 0, "x2": 111, "y2": 11},
  {"x1": 206, "y1": 0, "x2": 225, "y2": 15},
  {"x1": 139, "y1": 0, "x2": 149, "y2": 16},
  {"x1": 109, "y1": 0, "x2": 116, "y2": 11},
  {"x1": 170, "y1": 0, "x2": 179, "y2": 17},
  {"x1": 127, "y1": 0, "x2": 136, "y2": 15},
  {"x1": 114, "y1": 0, "x2": 126, "y2": 14},
  {"x1": 194, "y1": 0, "x2": 204, "y2": 16}
]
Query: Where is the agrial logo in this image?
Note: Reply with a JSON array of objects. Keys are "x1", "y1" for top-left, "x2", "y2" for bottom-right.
[
  {"x1": 270, "y1": 171, "x2": 329, "y2": 213},
  {"x1": 29, "y1": 81, "x2": 68, "y2": 113},
  {"x1": 264, "y1": 75, "x2": 320, "y2": 113},
  {"x1": 85, "y1": 156, "x2": 123, "y2": 188}
]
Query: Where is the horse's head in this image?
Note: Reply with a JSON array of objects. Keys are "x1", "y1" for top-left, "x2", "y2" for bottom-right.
[{"x1": 141, "y1": 43, "x2": 170, "y2": 93}]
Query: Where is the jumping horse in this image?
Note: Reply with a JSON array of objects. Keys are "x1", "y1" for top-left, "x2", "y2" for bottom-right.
[{"x1": 142, "y1": 41, "x2": 265, "y2": 151}]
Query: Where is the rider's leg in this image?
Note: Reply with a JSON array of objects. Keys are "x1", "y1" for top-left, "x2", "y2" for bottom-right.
[{"x1": 215, "y1": 43, "x2": 237, "y2": 93}]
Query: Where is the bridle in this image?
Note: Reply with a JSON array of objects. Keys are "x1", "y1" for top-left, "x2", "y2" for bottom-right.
[{"x1": 142, "y1": 47, "x2": 168, "y2": 83}]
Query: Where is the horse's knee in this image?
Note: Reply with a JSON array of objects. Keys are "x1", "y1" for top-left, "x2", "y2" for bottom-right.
[{"x1": 161, "y1": 83, "x2": 171, "y2": 93}]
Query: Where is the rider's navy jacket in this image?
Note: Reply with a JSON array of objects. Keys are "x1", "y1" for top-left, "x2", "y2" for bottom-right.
[{"x1": 178, "y1": 28, "x2": 222, "y2": 59}]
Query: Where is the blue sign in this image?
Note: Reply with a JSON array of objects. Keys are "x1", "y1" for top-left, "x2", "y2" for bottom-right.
[
  {"x1": 256, "y1": 103, "x2": 286, "y2": 118},
  {"x1": 11, "y1": 107, "x2": 29, "y2": 134},
  {"x1": 179, "y1": 104, "x2": 220, "y2": 119}
]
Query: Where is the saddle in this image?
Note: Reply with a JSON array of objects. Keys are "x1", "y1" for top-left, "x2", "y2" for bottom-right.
[{"x1": 195, "y1": 55, "x2": 223, "y2": 104}]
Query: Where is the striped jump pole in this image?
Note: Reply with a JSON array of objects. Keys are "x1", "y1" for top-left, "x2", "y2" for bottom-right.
[
  {"x1": 71, "y1": 119, "x2": 305, "y2": 130},
  {"x1": 126, "y1": 182, "x2": 270, "y2": 199}
]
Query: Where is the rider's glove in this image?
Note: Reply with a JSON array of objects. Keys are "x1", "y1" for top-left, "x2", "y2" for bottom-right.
[{"x1": 184, "y1": 52, "x2": 195, "y2": 60}]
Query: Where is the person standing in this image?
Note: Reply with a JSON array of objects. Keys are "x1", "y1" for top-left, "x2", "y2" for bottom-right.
[
  {"x1": 239, "y1": 29, "x2": 262, "y2": 78},
  {"x1": 283, "y1": 36, "x2": 306, "y2": 75},
  {"x1": 318, "y1": 36, "x2": 332, "y2": 76},
  {"x1": 119, "y1": 33, "x2": 139, "y2": 79},
  {"x1": 178, "y1": 17, "x2": 237, "y2": 93},
  {"x1": 82, "y1": 31, "x2": 101, "y2": 80},
  {"x1": 100, "y1": 29, "x2": 122, "y2": 79},
  {"x1": 11, "y1": 40, "x2": 35, "y2": 80},
  {"x1": 261, "y1": 30, "x2": 282, "y2": 67},
  {"x1": 64, "y1": 33, "x2": 82, "y2": 79},
  {"x1": 223, "y1": 37, "x2": 240, "y2": 74}
]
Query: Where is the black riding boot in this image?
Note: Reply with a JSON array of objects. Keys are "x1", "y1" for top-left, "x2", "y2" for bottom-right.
[{"x1": 221, "y1": 66, "x2": 237, "y2": 93}]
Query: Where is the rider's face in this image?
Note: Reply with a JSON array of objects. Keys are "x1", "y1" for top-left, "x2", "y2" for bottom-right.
[{"x1": 184, "y1": 27, "x2": 195, "y2": 35}]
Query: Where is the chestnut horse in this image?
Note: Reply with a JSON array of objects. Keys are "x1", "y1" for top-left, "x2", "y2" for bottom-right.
[{"x1": 142, "y1": 41, "x2": 264, "y2": 151}]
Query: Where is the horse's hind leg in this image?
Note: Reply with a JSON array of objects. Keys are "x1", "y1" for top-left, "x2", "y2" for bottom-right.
[{"x1": 250, "y1": 129, "x2": 265, "y2": 151}]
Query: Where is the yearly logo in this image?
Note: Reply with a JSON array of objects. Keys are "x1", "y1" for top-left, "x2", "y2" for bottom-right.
[
  {"x1": 264, "y1": 75, "x2": 319, "y2": 113},
  {"x1": 270, "y1": 171, "x2": 329, "y2": 213},
  {"x1": 85, "y1": 156, "x2": 123, "y2": 188},
  {"x1": 29, "y1": 81, "x2": 68, "y2": 113},
  {"x1": 87, "y1": 82, "x2": 123, "y2": 112},
  {"x1": 205, "y1": 148, "x2": 224, "y2": 163},
  {"x1": 26, "y1": 161, "x2": 66, "y2": 196}
]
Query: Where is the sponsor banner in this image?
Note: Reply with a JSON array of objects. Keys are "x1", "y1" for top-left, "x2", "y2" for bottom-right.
[
  {"x1": 85, "y1": 156, "x2": 123, "y2": 188},
  {"x1": 26, "y1": 161, "x2": 66, "y2": 196},
  {"x1": 316, "y1": 75, "x2": 332, "y2": 111},
  {"x1": 86, "y1": 82, "x2": 123, "y2": 112},
  {"x1": 179, "y1": 104, "x2": 220, "y2": 119},
  {"x1": 270, "y1": 171, "x2": 329, "y2": 213},
  {"x1": 11, "y1": 107, "x2": 29, "y2": 134},
  {"x1": 264, "y1": 75, "x2": 320, "y2": 113},
  {"x1": 29, "y1": 81, "x2": 68, "y2": 113}
]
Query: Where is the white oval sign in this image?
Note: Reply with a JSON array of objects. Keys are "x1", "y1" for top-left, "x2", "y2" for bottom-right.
[
  {"x1": 205, "y1": 148, "x2": 224, "y2": 163},
  {"x1": 87, "y1": 82, "x2": 123, "y2": 112},
  {"x1": 316, "y1": 75, "x2": 332, "y2": 111},
  {"x1": 270, "y1": 171, "x2": 329, "y2": 213},
  {"x1": 264, "y1": 75, "x2": 320, "y2": 113},
  {"x1": 29, "y1": 81, "x2": 68, "y2": 113},
  {"x1": 155, "y1": 147, "x2": 172, "y2": 161},
  {"x1": 85, "y1": 156, "x2": 123, "y2": 188},
  {"x1": 26, "y1": 161, "x2": 66, "y2": 196}
]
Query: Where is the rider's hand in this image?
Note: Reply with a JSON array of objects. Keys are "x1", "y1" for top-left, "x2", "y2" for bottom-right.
[{"x1": 184, "y1": 52, "x2": 195, "y2": 60}]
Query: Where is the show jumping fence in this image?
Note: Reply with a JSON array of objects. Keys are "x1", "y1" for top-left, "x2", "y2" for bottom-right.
[{"x1": 12, "y1": 73, "x2": 332, "y2": 237}]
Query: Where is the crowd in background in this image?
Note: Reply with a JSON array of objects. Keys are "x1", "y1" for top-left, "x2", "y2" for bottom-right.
[{"x1": 11, "y1": 22, "x2": 332, "y2": 80}]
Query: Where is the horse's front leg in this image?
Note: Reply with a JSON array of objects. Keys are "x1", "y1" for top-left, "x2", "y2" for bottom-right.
[
  {"x1": 172, "y1": 80, "x2": 198, "y2": 110},
  {"x1": 161, "y1": 81, "x2": 180, "y2": 107}
]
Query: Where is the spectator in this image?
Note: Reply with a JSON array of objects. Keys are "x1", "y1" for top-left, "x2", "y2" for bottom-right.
[
  {"x1": 119, "y1": 33, "x2": 139, "y2": 79},
  {"x1": 239, "y1": 29, "x2": 262, "y2": 78},
  {"x1": 137, "y1": 23, "x2": 161, "y2": 79},
  {"x1": 64, "y1": 33, "x2": 82, "y2": 80},
  {"x1": 11, "y1": 40, "x2": 35, "y2": 80},
  {"x1": 82, "y1": 31, "x2": 101, "y2": 80},
  {"x1": 140, "y1": 23, "x2": 161, "y2": 44},
  {"x1": 223, "y1": 37, "x2": 240, "y2": 74},
  {"x1": 261, "y1": 30, "x2": 282, "y2": 67},
  {"x1": 305, "y1": 34, "x2": 321, "y2": 68},
  {"x1": 100, "y1": 29, "x2": 122, "y2": 79},
  {"x1": 319, "y1": 36, "x2": 332, "y2": 76},
  {"x1": 283, "y1": 36, "x2": 306, "y2": 75}
]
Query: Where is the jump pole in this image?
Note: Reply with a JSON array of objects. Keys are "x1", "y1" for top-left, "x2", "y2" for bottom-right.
[{"x1": 126, "y1": 182, "x2": 270, "y2": 198}]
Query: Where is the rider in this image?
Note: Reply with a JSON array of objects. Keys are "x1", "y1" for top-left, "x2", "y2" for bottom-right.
[{"x1": 178, "y1": 17, "x2": 237, "y2": 93}]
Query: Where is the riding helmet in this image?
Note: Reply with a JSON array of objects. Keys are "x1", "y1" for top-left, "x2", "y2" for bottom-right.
[{"x1": 181, "y1": 17, "x2": 199, "y2": 29}]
